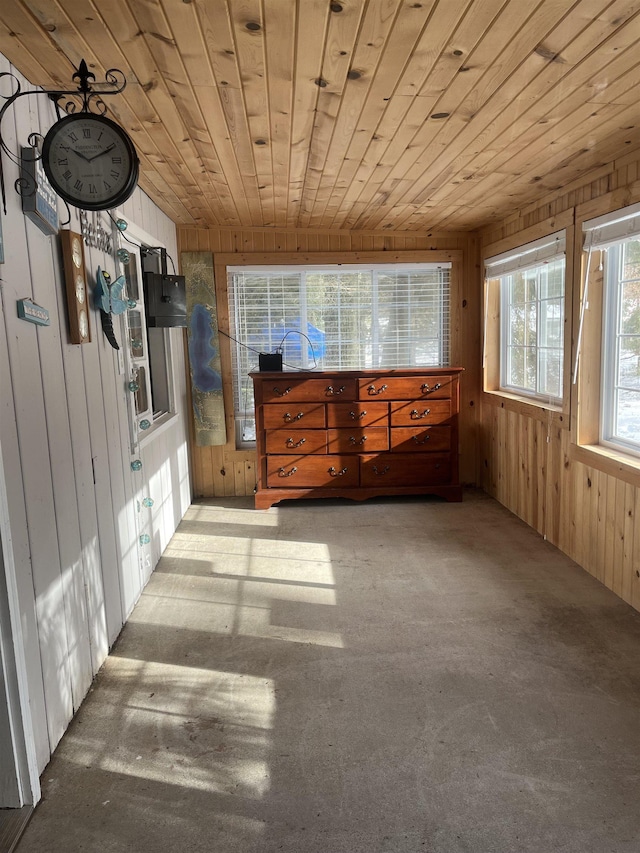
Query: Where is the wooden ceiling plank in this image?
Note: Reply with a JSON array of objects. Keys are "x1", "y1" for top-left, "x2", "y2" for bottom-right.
[
  {"x1": 130, "y1": 0, "x2": 243, "y2": 223},
  {"x1": 288, "y1": 0, "x2": 330, "y2": 228},
  {"x1": 263, "y1": 0, "x2": 297, "y2": 229},
  {"x1": 347, "y1": 0, "x2": 585, "y2": 230},
  {"x1": 402, "y1": 0, "x2": 640, "y2": 208},
  {"x1": 297, "y1": 0, "x2": 367, "y2": 228},
  {"x1": 417, "y1": 101, "x2": 640, "y2": 231},
  {"x1": 363, "y1": 0, "x2": 639, "y2": 228},
  {"x1": 227, "y1": 0, "x2": 275, "y2": 226},
  {"x1": 327, "y1": 0, "x2": 478, "y2": 229},
  {"x1": 408, "y1": 48, "x2": 640, "y2": 223},
  {"x1": 303, "y1": 0, "x2": 408, "y2": 227},
  {"x1": 160, "y1": 0, "x2": 254, "y2": 224},
  {"x1": 0, "y1": 0, "x2": 75, "y2": 88},
  {"x1": 194, "y1": 0, "x2": 263, "y2": 219}
]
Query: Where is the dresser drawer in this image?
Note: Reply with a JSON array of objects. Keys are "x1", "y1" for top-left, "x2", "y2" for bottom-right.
[
  {"x1": 261, "y1": 378, "x2": 358, "y2": 403},
  {"x1": 265, "y1": 429, "x2": 327, "y2": 454},
  {"x1": 266, "y1": 455, "x2": 359, "y2": 487},
  {"x1": 327, "y1": 401, "x2": 388, "y2": 428},
  {"x1": 327, "y1": 427, "x2": 389, "y2": 453},
  {"x1": 360, "y1": 453, "x2": 451, "y2": 487},
  {"x1": 359, "y1": 375, "x2": 455, "y2": 400},
  {"x1": 390, "y1": 426, "x2": 451, "y2": 453},
  {"x1": 262, "y1": 402, "x2": 326, "y2": 429},
  {"x1": 390, "y1": 399, "x2": 452, "y2": 426}
]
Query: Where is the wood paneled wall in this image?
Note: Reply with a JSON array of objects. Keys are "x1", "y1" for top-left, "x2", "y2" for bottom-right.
[
  {"x1": 479, "y1": 148, "x2": 640, "y2": 613},
  {"x1": 178, "y1": 226, "x2": 481, "y2": 498}
]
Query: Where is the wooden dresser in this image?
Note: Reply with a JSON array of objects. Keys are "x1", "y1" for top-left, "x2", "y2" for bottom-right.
[{"x1": 250, "y1": 368, "x2": 463, "y2": 509}]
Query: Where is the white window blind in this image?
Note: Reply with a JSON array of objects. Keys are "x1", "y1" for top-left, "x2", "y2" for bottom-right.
[
  {"x1": 227, "y1": 263, "x2": 451, "y2": 444},
  {"x1": 485, "y1": 231, "x2": 566, "y2": 278},
  {"x1": 583, "y1": 201, "x2": 640, "y2": 250}
]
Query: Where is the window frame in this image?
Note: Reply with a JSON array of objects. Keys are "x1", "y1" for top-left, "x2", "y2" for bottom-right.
[
  {"x1": 114, "y1": 220, "x2": 177, "y2": 451},
  {"x1": 570, "y1": 201, "x2": 640, "y2": 485},
  {"x1": 482, "y1": 222, "x2": 572, "y2": 424}
]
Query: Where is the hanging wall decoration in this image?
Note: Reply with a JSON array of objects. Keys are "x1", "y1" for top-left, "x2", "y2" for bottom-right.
[
  {"x1": 181, "y1": 252, "x2": 227, "y2": 446},
  {"x1": 60, "y1": 230, "x2": 91, "y2": 344},
  {"x1": 0, "y1": 59, "x2": 139, "y2": 216},
  {"x1": 95, "y1": 266, "x2": 127, "y2": 349}
]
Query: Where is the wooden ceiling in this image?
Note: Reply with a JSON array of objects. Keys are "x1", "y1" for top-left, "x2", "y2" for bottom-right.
[{"x1": 0, "y1": 0, "x2": 639, "y2": 232}]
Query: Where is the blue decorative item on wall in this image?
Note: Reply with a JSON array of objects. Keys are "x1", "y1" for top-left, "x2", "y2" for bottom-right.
[
  {"x1": 189, "y1": 303, "x2": 223, "y2": 393},
  {"x1": 95, "y1": 266, "x2": 127, "y2": 350},
  {"x1": 181, "y1": 252, "x2": 227, "y2": 446}
]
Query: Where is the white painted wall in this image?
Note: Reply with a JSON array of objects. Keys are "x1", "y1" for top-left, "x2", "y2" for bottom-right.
[{"x1": 0, "y1": 55, "x2": 191, "y2": 791}]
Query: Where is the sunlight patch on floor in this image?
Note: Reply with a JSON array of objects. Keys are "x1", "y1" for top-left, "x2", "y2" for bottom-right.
[{"x1": 66, "y1": 659, "x2": 275, "y2": 800}]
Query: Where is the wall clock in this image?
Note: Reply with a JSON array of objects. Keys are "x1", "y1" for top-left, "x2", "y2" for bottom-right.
[
  {"x1": 60, "y1": 229, "x2": 91, "y2": 344},
  {"x1": 42, "y1": 113, "x2": 139, "y2": 211}
]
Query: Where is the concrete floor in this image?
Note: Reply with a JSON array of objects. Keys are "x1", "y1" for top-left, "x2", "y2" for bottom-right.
[{"x1": 15, "y1": 490, "x2": 640, "y2": 853}]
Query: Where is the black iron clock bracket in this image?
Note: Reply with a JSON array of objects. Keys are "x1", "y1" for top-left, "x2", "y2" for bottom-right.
[{"x1": 0, "y1": 59, "x2": 128, "y2": 215}]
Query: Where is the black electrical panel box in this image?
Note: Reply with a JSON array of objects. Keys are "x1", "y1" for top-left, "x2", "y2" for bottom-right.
[{"x1": 143, "y1": 272, "x2": 187, "y2": 327}]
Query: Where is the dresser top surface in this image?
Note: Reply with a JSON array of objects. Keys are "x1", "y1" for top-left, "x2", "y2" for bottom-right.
[{"x1": 251, "y1": 367, "x2": 464, "y2": 380}]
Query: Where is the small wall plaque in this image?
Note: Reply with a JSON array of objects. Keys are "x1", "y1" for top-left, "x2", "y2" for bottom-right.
[
  {"x1": 17, "y1": 298, "x2": 50, "y2": 326},
  {"x1": 21, "y1": 146, "x2": 59, "y2": 236}
]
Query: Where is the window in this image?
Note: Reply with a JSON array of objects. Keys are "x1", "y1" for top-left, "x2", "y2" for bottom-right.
[
  {"x1": 601, "y1": 239, "x2": 640, "y2": 454},
  {"x1": 579, "y1": 203, "x2": 640, "y2": 460},
  {"x1": 119, "y1": 233, "x2": 175, "y2": 450},
  {"x1": 227, "y1": 263, "x2": 451, "y2": 444},
  {"x1": 485, "y1": 231, "x2": 566, "y2": 405}
]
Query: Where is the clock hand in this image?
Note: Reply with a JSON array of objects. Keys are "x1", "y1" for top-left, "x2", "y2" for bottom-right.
[
  {"x1": 70, "y1": 148, "x2": 92, "y2": 163},
  {"x1": 85, "y1": 143, "x2": 117, "y2": 163}
]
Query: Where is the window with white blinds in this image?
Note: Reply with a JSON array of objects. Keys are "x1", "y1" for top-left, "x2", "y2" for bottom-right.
[{"x1": 227, "y1": 263, "x2": 451, "y2": 444}]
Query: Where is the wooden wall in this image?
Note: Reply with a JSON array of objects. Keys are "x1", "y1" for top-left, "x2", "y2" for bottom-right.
[
  {"x1": 178, "y1": 226, "x2": 481, "y2": 498},
  {"x1": 0, "y1": 56, "x2": 191, "y2": 779},
  {"x1": 479, "y1": 147, "x2": 640, "y2": 613}
]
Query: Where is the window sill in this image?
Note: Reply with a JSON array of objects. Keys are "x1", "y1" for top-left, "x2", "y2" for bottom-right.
[
  {"x1": 481, "y1": 389, "x2": 569, "y2": 427},
  {"x1": 139, "y1": 412, "x2": 179, "y2": 449},
  {"x1": 570, "y1": 442, "x2": 640, "y2": 487}
]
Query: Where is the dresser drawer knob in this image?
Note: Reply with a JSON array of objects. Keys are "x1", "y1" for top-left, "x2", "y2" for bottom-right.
[
  {"x1": 410, "y1": 408, "x2": 431, "y2": 419},
  {"x1": 284, "y1": 411, "x2": 304, "y2": 422},
  {"x1": 349, "y1": 435, "x2": 367, "y2": 445},
  {"x1": 349, "y1": 410, "x2": 367, "y2": 420},
  {"x1": 412, "y1": 434, "x2": 430, "y2": 445},
  {"x1": 326, "y1": 385, "x2": 346, "y2": 395},
  {"x1": 372, "y1": 465, "x2": 390, "y2": 476},
  {"x1": 329, "y1": 466, "x2": 349, "y2": 477},
  {"x1": 421, "y1": 382, "x2": 441, "y2": 393},
  {"x1": 278, "y1": 466, "x2": 298, "y2": 477},
  {"x1": 273, "y1": 386, "x2": 292, "y2": 396},
  {"x1": 367, "y1": 383, "x2": 387, "y2": 395},
  {"x1": 286, "y1": 437, "x2": 306, "y2": 448}
]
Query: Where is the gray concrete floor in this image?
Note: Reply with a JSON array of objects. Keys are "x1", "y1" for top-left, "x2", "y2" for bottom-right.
[{"x1": 16, "y1": 490, "x2": 640, "y2": 853}]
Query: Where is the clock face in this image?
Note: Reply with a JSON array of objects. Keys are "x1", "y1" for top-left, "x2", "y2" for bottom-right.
[
  {"x1": 75, "y1": 273, "x2": 86, "y2": 304},
  {"x1": 42, "y1": 113, "x2": 139, "y2": 211},
  {"x1": 71, "y1": 236, "x2": 83, "y2": 268},
  {"x1": 78, "y1": 309, "x2": 88, "y2": 340}
]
